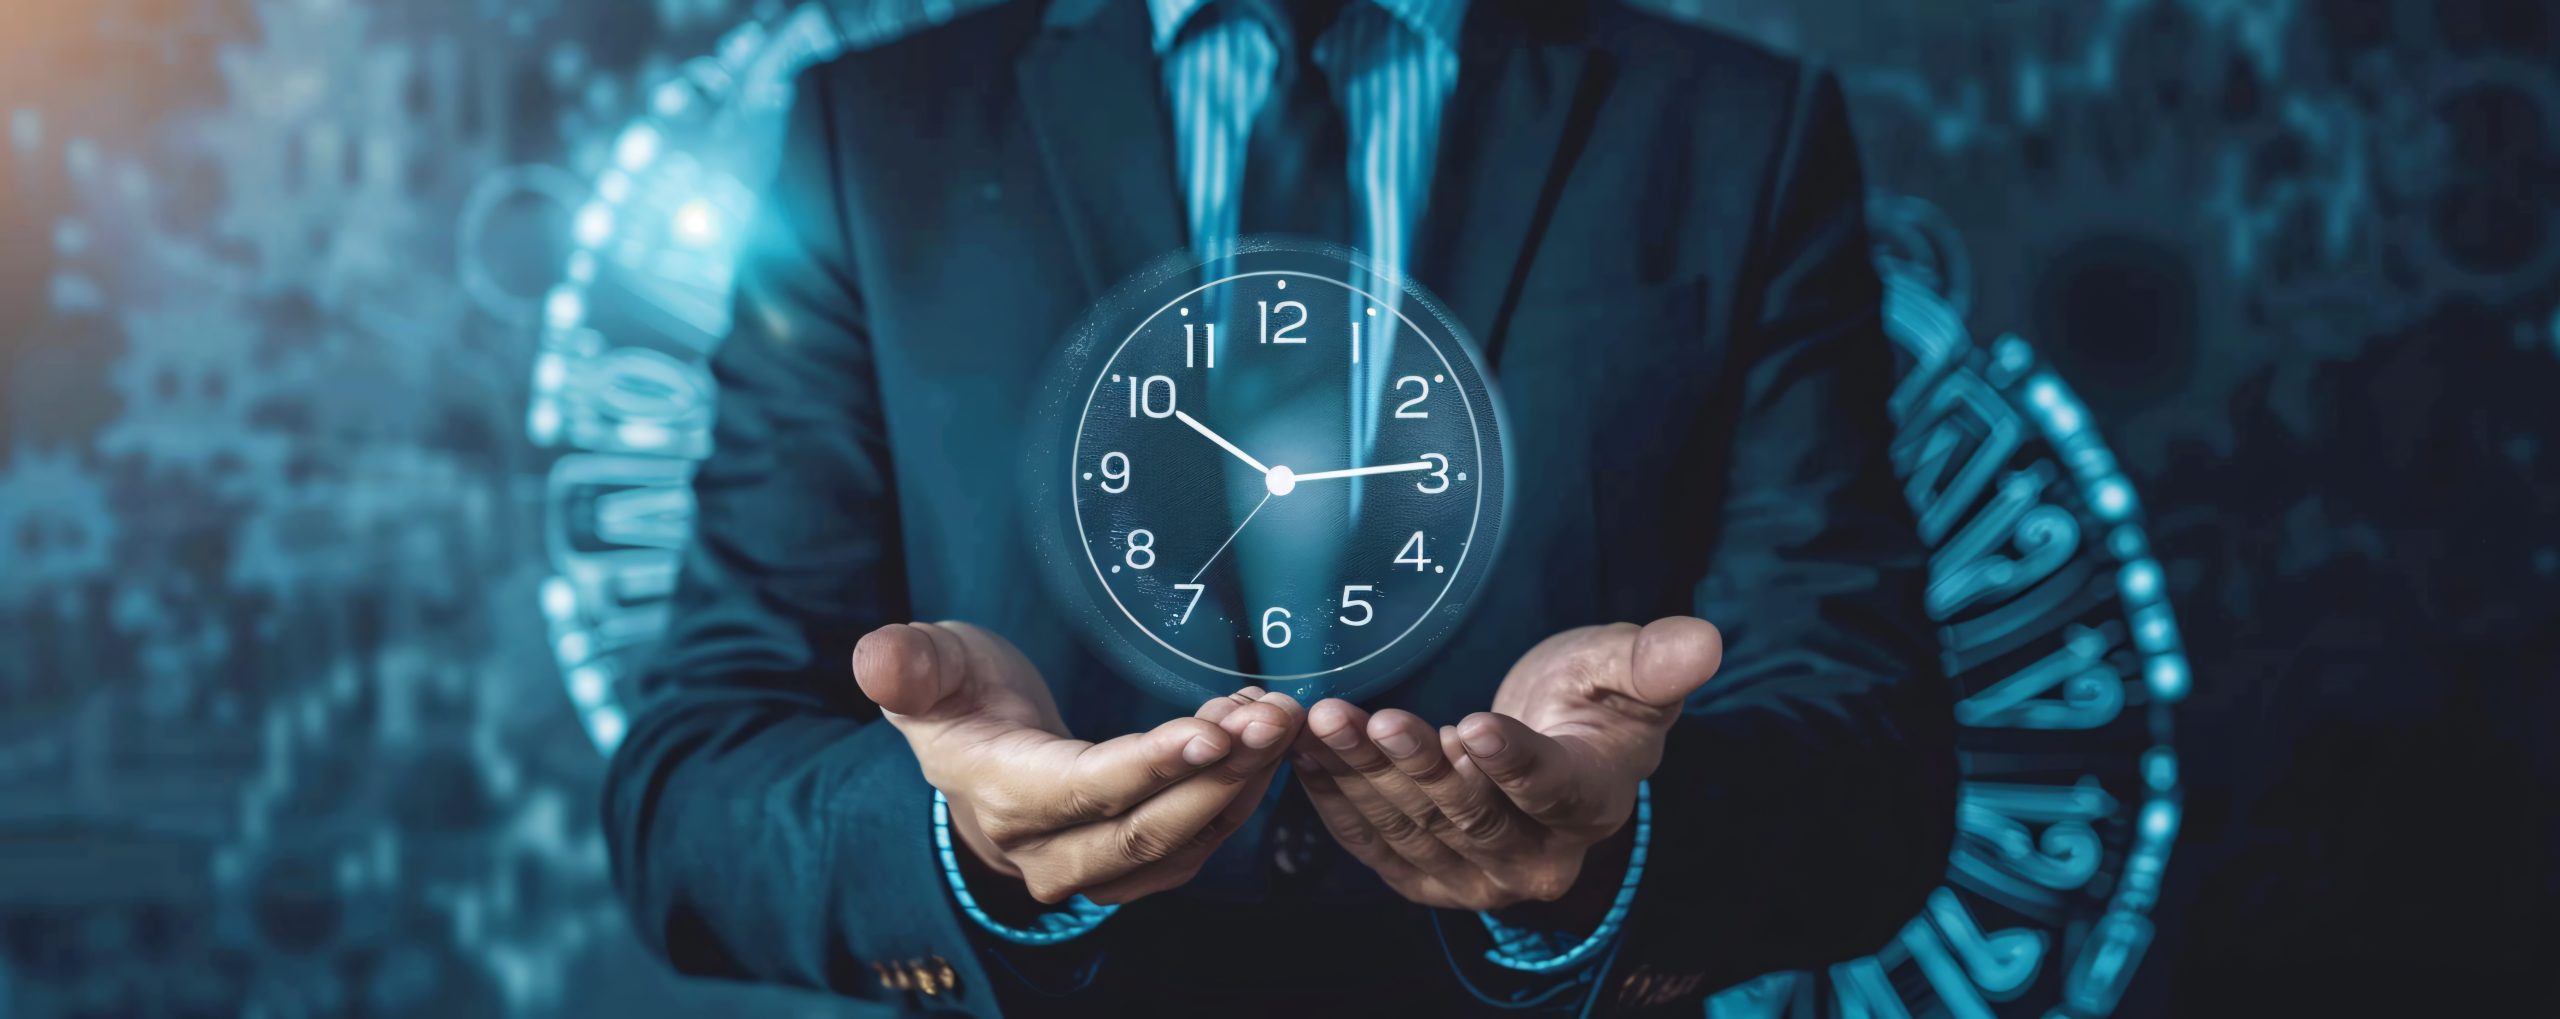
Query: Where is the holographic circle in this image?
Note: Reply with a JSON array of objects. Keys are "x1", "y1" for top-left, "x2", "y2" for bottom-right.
[{"x1": 1703, "y1": 196, "x2": 2188, "y2": 1019}]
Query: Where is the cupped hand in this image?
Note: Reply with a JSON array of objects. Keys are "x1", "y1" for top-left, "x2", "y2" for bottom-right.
[
  {"x1": 854, "y1": 621, "x2": 1303, "y2": 905},
  {"x1": 1292, "y1": 618, "x2": 1722, "y2": 913}
]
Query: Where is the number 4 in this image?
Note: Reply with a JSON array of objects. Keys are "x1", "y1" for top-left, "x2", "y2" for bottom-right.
[{"x1": 1395, "y1": 531, "x2": 1430, "y2": 572}]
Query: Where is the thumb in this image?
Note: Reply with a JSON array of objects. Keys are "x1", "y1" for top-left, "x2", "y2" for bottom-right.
[
  {"x1": 1621, "y1": 617, "x2": 1723, "y2": 709},
  {"x1": 852, "y1": 622, "x2": 973, "y2": 719}
]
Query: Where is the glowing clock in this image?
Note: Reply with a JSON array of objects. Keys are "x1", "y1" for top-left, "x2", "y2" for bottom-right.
[{"x1": 1032, "y1": 240, "x2": 1509, "y2": 706}]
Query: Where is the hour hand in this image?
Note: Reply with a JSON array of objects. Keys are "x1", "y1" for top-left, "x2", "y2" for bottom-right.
[{"x1": 1173, "y1": 410, "x2": 1271, "y2": 476}]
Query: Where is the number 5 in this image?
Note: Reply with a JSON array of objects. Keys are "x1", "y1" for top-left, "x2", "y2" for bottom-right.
[{"x1": 1339, "y1": 585, "x2": 1374, "y2": 627}]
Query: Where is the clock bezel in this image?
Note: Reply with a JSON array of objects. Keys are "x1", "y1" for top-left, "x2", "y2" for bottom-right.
[{"x1": 1028, "y1": 239, "x2": 1512, "y2": 705}]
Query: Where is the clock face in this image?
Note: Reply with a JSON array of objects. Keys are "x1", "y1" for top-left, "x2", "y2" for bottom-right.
[{"x1": 1036, "y1": 241, "x2": 1508, "y2": 705}]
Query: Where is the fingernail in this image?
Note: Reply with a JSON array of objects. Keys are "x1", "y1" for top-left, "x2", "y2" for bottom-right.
[
  {"x1": 1376, "y1": 730, "x2": 1419, "y2": 758},
  {"x1": 1183, "y1": 735, "x2": 1226, "y2": 766},
  {"x1": 1461, "y1": 727, "x2": 1505, "y2": 758},
  {"x1": 1319, "y1": 724, "x2": 1362, "y2": 751},
  {"x1": 1243, "y1": 720, "x2": 1284, "y2": 749}
]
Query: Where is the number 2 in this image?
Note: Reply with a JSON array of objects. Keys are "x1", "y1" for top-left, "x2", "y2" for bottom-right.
[
  {"x1": 1393, "y1": 376, "x2": 1428, "y2": 418},
  {"x1": 1259, "y1": 300, "x2": 1307, "y2": 344}
]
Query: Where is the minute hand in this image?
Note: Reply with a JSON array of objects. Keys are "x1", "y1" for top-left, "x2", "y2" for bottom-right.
[{"x1": 1289, "y1": 461, "x2": 1434, "y2": 483}]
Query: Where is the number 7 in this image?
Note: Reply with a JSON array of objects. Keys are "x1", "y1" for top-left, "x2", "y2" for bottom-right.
[{"x1": 1175, "y1": 583, "x2": 1205, "y2": 624}]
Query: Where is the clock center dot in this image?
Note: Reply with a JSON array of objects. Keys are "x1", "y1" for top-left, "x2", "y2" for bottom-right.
[{"x1": 1265, "y1": 465, "x2": 1296, "y2": 496}]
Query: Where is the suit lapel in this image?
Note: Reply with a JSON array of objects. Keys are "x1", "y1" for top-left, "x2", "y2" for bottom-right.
[
  {"x1": 1414, "y1": 3, "x2": 1611, "y2": 365},
  {"x1": 1016, "y1": 0, "x2": 1191, "y2": 297}
]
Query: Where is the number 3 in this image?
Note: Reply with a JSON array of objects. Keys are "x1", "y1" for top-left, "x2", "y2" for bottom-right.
[{"x1": 1416, "y1": 453, "x2": 1448, "y2": 493}]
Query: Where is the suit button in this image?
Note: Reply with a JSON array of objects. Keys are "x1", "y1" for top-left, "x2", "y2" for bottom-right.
[
  {"x1": 926, "y1": 955, "x2": 959, "y2": 996},
  {"x1": 1618, "y1": 966, "x2": 1703, "y2": 1006}
]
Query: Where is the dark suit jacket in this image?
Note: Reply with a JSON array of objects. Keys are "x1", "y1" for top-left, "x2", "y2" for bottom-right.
[{"x1": 602, "y1": 0, "x2": 1957, "y2": 1014}]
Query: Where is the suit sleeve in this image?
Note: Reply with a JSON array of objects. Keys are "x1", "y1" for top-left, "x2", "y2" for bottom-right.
[
  {"x1": 1621, "y1": 67, "x2": 1959, "y2": 996},
  {"x1": 598, "y1": 70, "x2": 1008, "y2": 1012}
]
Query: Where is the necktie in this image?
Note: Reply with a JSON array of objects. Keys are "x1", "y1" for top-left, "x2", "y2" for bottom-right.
[{"x1": 1235, "y1": 0, "x2": 1351, "y2": 245}]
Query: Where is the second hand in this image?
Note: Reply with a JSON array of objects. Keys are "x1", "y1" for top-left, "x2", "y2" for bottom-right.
[{"x1": 1190, "y1": 491, "x2": 1273, "y2": 584}]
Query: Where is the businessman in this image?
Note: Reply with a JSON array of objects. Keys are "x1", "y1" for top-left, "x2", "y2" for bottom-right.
[{"x1": 604, "y1": 0, "x2": 1957, "y2": 1014}]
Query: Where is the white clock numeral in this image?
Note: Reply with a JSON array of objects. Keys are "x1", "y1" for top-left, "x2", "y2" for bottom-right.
[
  {"x1": 1259, "y1": 300, "x2": 1308, "y2": 344},
  {"x1": 1099, "y1": 451, "x2": 1130, "y2": 493},
  {"x1": 1185, "y1": 323, "x2": 1215, "y2": 369},
  {"x1": 1416, "y1": 453, "x2": 1448, "y2": 493},
  {"x1": 1339, "y1": 585, "x2": 1374, "y2": 627},
  {"x1": 1125, "y1": 528, "x2": 1156, "y2": 570},
  {"x1": 1394, "y1": 531, "x2": 1431, "y2": 572},
  {"x1": 1175, "y1": 583, "x2": 1205, "y2": 624},
  {"x1": 1393, "y1": 375, "x2": 1429, "y2": 418},
  {"x1": 1260, "y1": 607, "x2": 1293, "y2": 648},
  {"x1": 1128, "y1": 374, "x2": 1177, "y2": 418}
]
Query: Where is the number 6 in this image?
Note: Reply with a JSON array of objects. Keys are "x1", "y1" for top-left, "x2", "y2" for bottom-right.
[{"x1": 1261, "y1": 607, "x2": 1292, "y2": 648}]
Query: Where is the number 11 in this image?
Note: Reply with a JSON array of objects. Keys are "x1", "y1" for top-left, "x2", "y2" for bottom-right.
[{"x1": 1185, "y1": 323, "x2": 1215, "y2": 369}]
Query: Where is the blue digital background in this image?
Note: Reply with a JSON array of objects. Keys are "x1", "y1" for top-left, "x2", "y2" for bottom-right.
[{"x1": 2, "y1": 0, "x2": 2553, "y2": 1015}]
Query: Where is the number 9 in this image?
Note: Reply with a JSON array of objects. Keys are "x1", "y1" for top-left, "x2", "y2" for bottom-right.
[{"x1": 1100, "y1": 451, "x2": 1130, "y2": 493}]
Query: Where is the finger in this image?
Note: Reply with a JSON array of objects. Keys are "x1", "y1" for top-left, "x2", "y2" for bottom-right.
[
  {"x1": 1052, "y1": 715, "x2": 1233, "y2": 822},
  {"x1": 851, "y1": 623, "x2": 959, "y2": 719},
  {"x1": 1082, "y1": 728, "x2": 1287, "y2": 905},
  {"x1": 1455, "y1": 711, "x2": 1590, "y2": 824},
  {"x1": 1366, "y1": 710, "x2": 1510, "y2": 842},
  {"x1": 1290, "y1": 741, "x2": 1427, "y2": 884},
  {"x1": 1370, "y1": 710, "x2": 1529, "y2": 854},
  {"x1": 1193, "y1": 690, "x2": 1302, "y2": 787},
  {"x1": 1306, "y1": 701, "x2": 1472, "y2": 874},
  {"x1": 1316, "y1": 704, "x2": 1447, "y2": 824},
  {"x1": 1619, "y1": 617, "x2": 1724, "y2": 709},
  {"x1": 1195, "y1": 686, "x2": 1268, "y2": 726},
  {"x1": 1391, "y1": 721, "x2": 1529, "y2": 848},
  {"x1": 1069, "y1": 693, "x2": 1303, "y2": 881}
]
